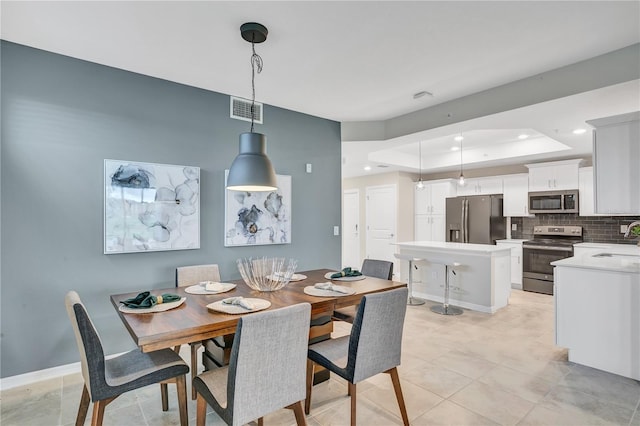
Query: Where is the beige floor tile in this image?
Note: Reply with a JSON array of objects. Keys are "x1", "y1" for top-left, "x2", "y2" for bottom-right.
[
  {"x1": 360, "y1": 375, "x2": 443, "y2": 421},
  {"x1": 559, "y1": 363, "x2": 640, "y2": 410},
  {"x1": 519, "y1": 396, "x2": 625, "y2": 426},
  {"x1": 403, "y1": 363, "x2": 473, "y2": 398},
  {"x1": 631, "y1": 410, "x2": 640, "y2": 426},
  {"x1": 412, "y1": 400, "x2": 499, "y2": 426},
  {"x1": 0, "y1": 378, "x2": 62, "y2": 426},
  {"x1": 431, "y1": 350, "x2": 498, "y2": 379},
  {"x1": 539, "y1": 385, "x2": 635, "y2": 425},
  {"x1": 477, "y1": 365, "x2": 555, "y2": 403},
  {"x1": 449, "y1": 381, "x2": 534, "y2": 426},
  {"x1": 311, "y1": 394, "x2": 404, "y2": 426}
]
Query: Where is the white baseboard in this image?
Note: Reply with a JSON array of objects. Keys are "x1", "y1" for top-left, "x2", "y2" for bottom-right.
[
  {"x1": 0, "y1": 361, "x2": 81, "y2": 391},
  {"x1": 0, "y1": 352, "x2": 127, "y2": 392}
]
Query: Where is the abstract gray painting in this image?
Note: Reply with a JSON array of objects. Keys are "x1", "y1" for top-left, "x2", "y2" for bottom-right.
[
  {"x1": 224, "y1": 172, "x2": 291, "y2": 247},
  {"x1": 104, "y1": 160, "x2": 200, "y2": 254}
]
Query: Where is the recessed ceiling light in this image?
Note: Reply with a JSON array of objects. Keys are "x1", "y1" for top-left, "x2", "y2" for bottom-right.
[
  {"x1": 518, "y1": 134, "x2": 529, "y2": 140},
  {"x1": 451, "y1": 146, "x2": 460, "y2": 151},
  {"x1": 454, "y1": 135, "x2": 464, "y2": 142},
  {"x1": 363, "y1": 165, "x2": 371, "y2": 171},
  {"x1": 573, "y1": 128, "x2": 587, "y2": 135}
]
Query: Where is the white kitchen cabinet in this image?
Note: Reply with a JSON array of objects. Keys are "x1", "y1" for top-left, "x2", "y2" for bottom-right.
[
  {"x1": 456, "y1": 176, "x2": 503, "y2": 196},
  {"x1": 579, "y1": 167, "x2": 595, "y2": 216},
  {"x1": 587, "y1": 112, "x2": 640, "y2": 215},
  {"x1": 526, "y1": 159, "x2": 582, "y2": 191},
  {"x1": 414, "y1": 180, "x2": 455, "y2": 245},
  {"x1": 415, "y1": 180, "x2": 455, "y2": 215},
  {"x1": 502, "y1": 174, "x2": 531, "y2": 217},
  {"x1": 414, "y1": 214, "x2": 446, "y2": 242},
  {"x1": 496, "y1": 239, "x2": 524, "y2": 289}
]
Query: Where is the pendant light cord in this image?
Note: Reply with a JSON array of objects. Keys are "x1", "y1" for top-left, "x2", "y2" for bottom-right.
[
  {"x1": 250, "y1": 38, "x2": 263, "y2": 133},
  {"x1": 459, "y1": 138, "x2": 463, "y2": 176},
  {"x1": 419, "y1": 142, "x2": 423, "y2": 181}
]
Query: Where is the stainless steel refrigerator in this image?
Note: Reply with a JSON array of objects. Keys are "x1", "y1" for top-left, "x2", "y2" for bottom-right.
[{"x1": 445, "y1": 195, "x2": 506, "y2": 244}]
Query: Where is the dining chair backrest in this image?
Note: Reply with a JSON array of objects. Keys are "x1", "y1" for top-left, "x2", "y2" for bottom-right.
[
  {"x1": 227, "y1": 303, "x2": 311, "y2": 425},
  {"x1": 65, "y1": 291, "x2": 106, "y2": 401},
  {"x1": 361, "y1": 259, "x2": 394, "y2": 280},
  {"x1": 348, "y1": 287, "x2": 408, "y2": 383},
  {"x1": 175, "y1": 264, "x2": 221, "y2": 287}
]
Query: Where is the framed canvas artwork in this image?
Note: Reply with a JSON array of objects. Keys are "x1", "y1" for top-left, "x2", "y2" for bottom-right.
[
  {"x1": 104, "y1": 160, "x2": 200, "y2": 254},
  {"x1": 224, "y1": 172, "x2": 292, "y2": 246}
]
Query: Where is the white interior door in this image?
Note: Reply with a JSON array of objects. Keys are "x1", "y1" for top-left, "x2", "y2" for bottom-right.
[
  {"x1": 366, "y1": 185, "x2": 398, "y2": 278},
  {"x1": 342, "y1": 189, "x2": 360, "y2": 269}
]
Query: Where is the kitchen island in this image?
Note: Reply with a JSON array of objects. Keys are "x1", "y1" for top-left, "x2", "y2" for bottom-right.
[
  {"x1": 396, "y1": 241, "x2": 511, "y2": 313},
  {"x1": 552, "y1": 244, "x2": 640, "y2": 380}
]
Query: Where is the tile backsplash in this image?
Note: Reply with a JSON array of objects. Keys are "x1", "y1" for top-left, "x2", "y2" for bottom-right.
[{"x1": 511, "y1": 215, "x2": 640, "y2": 244}]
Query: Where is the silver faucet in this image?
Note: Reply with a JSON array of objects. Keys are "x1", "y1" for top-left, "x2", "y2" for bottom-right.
[{"x1": 624, "y1": 221, "x2": 640, "y2": 238}]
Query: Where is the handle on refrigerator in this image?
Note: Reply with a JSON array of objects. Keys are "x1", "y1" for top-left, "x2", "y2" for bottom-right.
[
  {"x1": 460, "y1": 201, "x2": 465, "y2": 243},
  {"x1": 464, "y1": 199, "x2": 470, "y2": 243}
]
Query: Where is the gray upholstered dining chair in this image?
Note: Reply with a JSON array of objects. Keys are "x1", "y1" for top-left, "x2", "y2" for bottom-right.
[
  {"x1": 306, "y1": 287, "x2": 409, "y2": 426},
  {"x1": 175, "y1": 263, "x2": 222, "y2": 398},
  {"x1": 332, "y1": 258, "x2": 394, "y2": 323},
  {"x1": 193, "y1": 303, "x2": 311, "y2": 426},
  {"x1": 65, "y1": 291, "x2": 189, "y2": 426}
]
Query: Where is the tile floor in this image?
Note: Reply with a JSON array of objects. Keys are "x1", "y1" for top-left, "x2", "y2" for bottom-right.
[{"x1": 1, "y1": 290, "x2": 639, "y2": 425}]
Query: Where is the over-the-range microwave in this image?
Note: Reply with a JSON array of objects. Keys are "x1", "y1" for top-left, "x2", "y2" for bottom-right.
[{"x1": 528, "y1": 190, "x2": 579, "y2": 214}]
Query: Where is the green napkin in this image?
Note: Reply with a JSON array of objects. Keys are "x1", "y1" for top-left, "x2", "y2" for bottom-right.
[
  {"x1": 331, "y1": 267, "x2": 362, "y2": 279},
  {"x1": 120, "y1": 291, "x2": 181, "y2": 309}
]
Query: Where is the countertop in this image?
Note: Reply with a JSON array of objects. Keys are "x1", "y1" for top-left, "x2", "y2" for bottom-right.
[
  {"x1": 396, "y1": 241, "x2": 511, "y2": 254},
  {"x1": 552, "y1": 244, "x2": 640, "y2": 273},
  {"x1": 496, "y1": 239, "x2": 529, "y2": 244},
  {"x1": 573, "y1": 242, "x2": 640, "y2": 253}
]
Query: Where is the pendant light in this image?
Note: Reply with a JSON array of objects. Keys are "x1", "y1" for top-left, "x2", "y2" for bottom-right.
[
  {"x1": 416, "y1": 141, "x2": 425, "y2": 190},
  {"x1": 456, "y1": 134, "x2": 465, "y2": 186},
  {"x1": 226, "y1": 22, "x2": 278, "y2": 192}
]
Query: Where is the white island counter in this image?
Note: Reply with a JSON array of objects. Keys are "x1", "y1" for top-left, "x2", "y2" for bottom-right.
[
  {"x1": 552, "y1": 244, "x2": 640, "y2": 380},
  {"x1": 395, "y1": 241, "x2": 511, "y2": 313}
]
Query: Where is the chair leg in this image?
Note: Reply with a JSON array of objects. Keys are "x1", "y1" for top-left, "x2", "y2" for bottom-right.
[
  {"x1": 76, "y1": 384, "x2": 91, "y2": 426},
  {"x1": 160, "y1": 383, "x2": 169, "y2": 411},
  {"x1": 387, "y1": 368, "x2": 409, "y2": 426},
  {"x1": 291, "y1": 401, "x2": 308, "y2": 426},
  {"x1": 176, "y1": 375, "x2": 188, "y2": 426},
  {"x1": 257, "y1": 417, "x2": 264, "y2": 426},
  {"x1": 348, "y1": 382, "x2": 356, "y2": 426},
  {"x1": 305, "y1": 359, "x2": 315, "y2": 414},
  {"x1": 196, "y1": 392, "x2": 208, "y2": 426},
  {"x1": 89, "y1": 396, "x2": 115, "y2": 426},
  {"x1": 190, "y1": 342, "x2": 201, "y2": 400}
]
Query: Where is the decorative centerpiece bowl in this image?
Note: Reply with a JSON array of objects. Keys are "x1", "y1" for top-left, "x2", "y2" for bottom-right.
[{"x1": 236, "y1": 257, "x2": 298, "y2": 291}]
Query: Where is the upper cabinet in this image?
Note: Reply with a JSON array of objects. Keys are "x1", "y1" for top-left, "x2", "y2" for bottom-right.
[
  {"x1": 456, "y1": 176, "x2": 503, "y2": 196},
  {"x1": 586, "y1": 112, "x2": 640, "y2": 215},
  {"x1": 578, "y1": 167, "x2": 595, "y2": 217},
  {"x1": 415, "y1": 180, "x2": 455, "y2": 215},
  {"x1": 502, "y1": 174, "x2": 531, "y2": 217},
  {"x1": 526, "y1": 159, "x2": 583, "y2": 191}
]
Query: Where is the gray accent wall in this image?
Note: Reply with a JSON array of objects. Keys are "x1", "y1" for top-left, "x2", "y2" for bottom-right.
[{"x1": 0, "y1": 41, "x2": 342, "y2": 378}]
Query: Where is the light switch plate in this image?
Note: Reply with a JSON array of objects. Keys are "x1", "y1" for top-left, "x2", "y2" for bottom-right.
[
  {"x1": 333, "y1": 226, "x2": 340, "y2": 236},
  {"x1": 306, "y1": 163, "x2": 312, "y2": 173}
]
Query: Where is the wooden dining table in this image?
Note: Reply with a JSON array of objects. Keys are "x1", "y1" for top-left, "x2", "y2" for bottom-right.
[{"x1": 110, "y1": 268, "x2": 406, "y2": 353}]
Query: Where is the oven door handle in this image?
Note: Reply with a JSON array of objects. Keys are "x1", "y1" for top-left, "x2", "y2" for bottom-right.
[{"x1": 523, "y1": 245, "x2": 574, "y2": 252}]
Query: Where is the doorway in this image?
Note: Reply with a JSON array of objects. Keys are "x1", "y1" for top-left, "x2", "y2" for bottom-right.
[
  {"x1": 342, "y1": 189, "x2": 361, "y2": 269},
  {"x1": 365, "y1": 184, "x2": 398, "y2": 278}
]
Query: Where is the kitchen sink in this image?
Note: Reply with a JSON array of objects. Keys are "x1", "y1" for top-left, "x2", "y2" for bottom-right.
[{"x1": 592, "y1": 252, "x2": 640, "y2": 259}]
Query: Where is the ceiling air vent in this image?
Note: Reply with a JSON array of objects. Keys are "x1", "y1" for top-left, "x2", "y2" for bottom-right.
[{"x1": 230, "y1": 96, "x2": 263, "y2": 124}]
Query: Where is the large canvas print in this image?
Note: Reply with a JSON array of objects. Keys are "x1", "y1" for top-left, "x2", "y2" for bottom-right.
[
  {"x1": 224, "y1": 172, "x2": 291, "y2": 247},
  {"x1": 104, "y1": 160, "x2": 200, "y2": 254}
]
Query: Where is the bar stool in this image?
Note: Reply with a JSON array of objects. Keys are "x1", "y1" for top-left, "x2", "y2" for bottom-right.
[
  {"x1": 394, "y1": 253, "x2": 425, "y2": 306},
  {"x1": 430, "y1": 261, "x2": 463, "y2": 316}
]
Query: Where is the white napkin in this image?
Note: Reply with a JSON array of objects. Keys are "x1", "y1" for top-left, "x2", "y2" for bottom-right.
[
  {"x1": 202, "y1": 281, "x2": 224, "y2": 292},
  {"x1": 314, "y1": 282, "x2": 351, "y2": 294},
  {"x1": 222, "y1": 297, "x2": 255, "y2": 310}
]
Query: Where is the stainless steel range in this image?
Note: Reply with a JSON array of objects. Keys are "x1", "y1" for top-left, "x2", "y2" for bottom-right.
[{"x1": 522, "y1": 225, "x2": 583, "y2": 295}]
